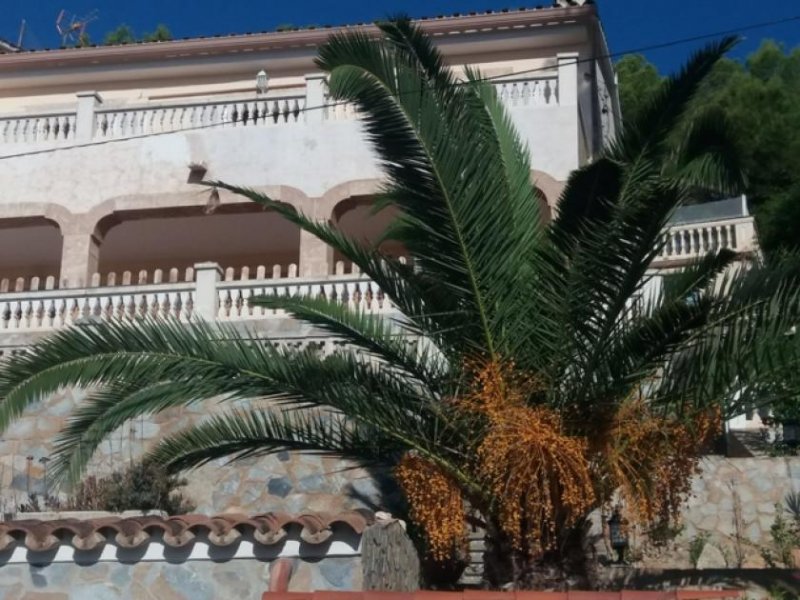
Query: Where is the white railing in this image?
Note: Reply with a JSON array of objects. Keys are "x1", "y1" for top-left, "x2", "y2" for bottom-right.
[
  {"x1": 494, "y1": 75, "x2": 558, "y2": 107},
  {"x1": 94, "y1": 94, "x2": 307, "y2": 139},
  {"x1": 0, "y1": 282, "x2": 196, "y2": 331},
  {"x1": 0, "y1": 111, "x2": 76, "y2": 144},
  {"x1": 659, "y1": 217, "x2": 756, "y2": 262},
  {"x1": 0, "y1": 72, "x2": 568, "y2": 148},
  {"x1": 217, "y1": 267, "x2": 390, "y2": 321},
  {"x1": 0, "y1": 262, "x2": 392, "y2": 333}
]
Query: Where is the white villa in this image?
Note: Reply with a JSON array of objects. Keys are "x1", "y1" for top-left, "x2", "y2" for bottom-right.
[{"x1": 0, "y1": 1, "x2": 759, "y2": 511}]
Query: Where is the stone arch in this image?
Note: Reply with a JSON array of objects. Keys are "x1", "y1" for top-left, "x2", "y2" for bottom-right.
[
  {"x1": 89, "y1": 189, "x2": 306, "y2": 284},
  {"x1": 532, "y1": 169, "x2": 565, "y2": 221},
  {"x1": 0, "y1": 215, "x2": 63, "y2": 289}
]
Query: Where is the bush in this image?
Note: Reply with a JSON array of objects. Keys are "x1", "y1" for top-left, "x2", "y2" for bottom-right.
[{"x1": 19, "y1": 461, "x2": 194, "y2": 515}]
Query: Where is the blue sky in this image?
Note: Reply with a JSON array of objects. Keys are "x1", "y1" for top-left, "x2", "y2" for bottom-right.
[{"x1": 2, "y1": 1, "x2": 799, "y2": 73}]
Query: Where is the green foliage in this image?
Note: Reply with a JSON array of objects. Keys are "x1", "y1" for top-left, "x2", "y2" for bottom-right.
[
  {"x1": 688, "y1": 532, "x2": 711, "y2": 568},
  {"x1": 617, "y1": 40, "x2": 800, "y2": 255},
  {"x1": 103, "y1": 24, "x2": 136, "y2": 45},
  {"x1": 83, "y1": 460, "x2": 193, "y2": 514},
  {"x1": 142, "y1": 24, "x2": 172, "y2": 42},
  {"x1": 103, "y1": 23, "x2": 172, "y2": 45},
  {"x1": 615, "y1": 54, "x2": 662, "y2": 124},
  {"x1": 17, "y1": 461, "x2": 193, "y2": 515},
  {"x1": 761, "y1": 504, "x2": 799, "y2": 568}
]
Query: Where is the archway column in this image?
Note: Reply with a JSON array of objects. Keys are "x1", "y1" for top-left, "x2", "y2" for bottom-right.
[
  {"x1": 59, "y1": 230, "x2": 101, "y2": 289},
  {"x1": 299, "y1": 229, "x2": 333, "y2": 277}
]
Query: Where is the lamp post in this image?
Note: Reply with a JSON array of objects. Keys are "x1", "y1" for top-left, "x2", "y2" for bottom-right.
[
  {"x1": 607, "y1": 507, "x2": 629, "y2": 565},
  {"x1": 256, "y1": 69, "x2": 270, "y2": 96}
]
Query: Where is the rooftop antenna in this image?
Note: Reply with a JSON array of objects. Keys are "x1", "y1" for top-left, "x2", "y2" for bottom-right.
[
  {"x1": 16, "y1": 19, "x2": 26, "y2": 49},
  {"x1": 56, "y1": 8, "x2": 99, "y2": 46}
]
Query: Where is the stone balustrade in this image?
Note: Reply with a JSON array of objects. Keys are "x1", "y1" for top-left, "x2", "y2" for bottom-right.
[
  {"x1": 0, "y1": 110, "x2": 76, "y2": 144},
  {"x1": 658, "y1": 216, "x2": 757, "y2": 264},
  {"x1": 0, "y1": 261, "x2": 392, "y2": 333},
  {"x1": 94, "y1": 94, "x2": 307, "y2": 139},
  {"x1": 493, "y1": 75, "x2": 558, "y2": 107},
  {"x1": 0, "y1": 74, "x2": 562, "y2": 148}
]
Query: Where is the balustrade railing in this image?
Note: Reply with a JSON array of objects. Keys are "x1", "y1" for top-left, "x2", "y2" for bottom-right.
[
  {"x1": 659, "y1": 218, "x2": 755, "y2": 261},
  {"x1": 0, "y1": 262, "x2": 391, "y2": 332},
  {"x1": 94, "y1": 94, "x2": 306, "y2": 139},
  {"x1": 0, "y1": 111, "x2": 76, "y2": 144},
  {"x1": 493, "y1": 75, "x2": 559, "y2": 107},
  {"x1": 0, "y1": 72, "x2": 567, "y2": 149}
]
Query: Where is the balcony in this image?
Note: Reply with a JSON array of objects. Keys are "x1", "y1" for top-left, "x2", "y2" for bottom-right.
[
  {"x1": 0, "y1": 199, "x2": 757, "y2": 348},
  {"x1": 654, "y1": 197, "x2": 757, "y2": 268},
  {"x1": 0, "y1": 73, "x2": 560, "y2": 146},
  {"x1": 0, "y1": 262, "x2": 392, "y2": 332}
]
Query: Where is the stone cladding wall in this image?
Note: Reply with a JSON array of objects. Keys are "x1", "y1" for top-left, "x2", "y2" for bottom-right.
[{"x1": 0, "y1": 555, "x2": 361, "y2": 599}]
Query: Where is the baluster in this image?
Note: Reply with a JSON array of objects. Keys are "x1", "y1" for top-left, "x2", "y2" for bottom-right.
[
  {"x1": 272, "y1": 264, "x2": 282, "y2": 279},
  {"x1": 234, "y1": 289, "x2": 245, "y2": 317},
  {"x1": 730, "y1": 224, "x2": 738, "y2": 249},
  {"x1": 45, "y1": 299, "x2": 56, "y2": 327},
  {"x1": 103, "y1": 296, "x2": 114, "y2": 320},
  {"x1": 91, "y1": 296, "x2": 103, "y2": 318},
  {"x1": 122, "y1": 295, "x2": 134, "y2": 319},
  {"x1": 169, "y1": 292, "x2": 182, "y2": 320},
  {"x1": 183, "y1": 292, "x2": 194, "y2": 320},
  {"x1": 153, "y1": 269, "x2": 163, "y2": 284},
  {"x1": 256, "y1": 265, "x2": 266, "y2": 280},
  {"x1": 0, "y1": 301, "x2": 9, "y2": 329},
  {"x1": 90, "y1": 273, "x2": 101, "y2": 287}
]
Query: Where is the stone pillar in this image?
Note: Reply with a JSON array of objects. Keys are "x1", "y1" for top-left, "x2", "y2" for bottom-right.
[
  {"x1": 60, "y1": 232, "x2": 100, "y2": 289},
  {"x1": 299, "y1": 229, "x2": 333, "y2": 277},
  {"x1": 75, "y1": 91, "x2": 102, "y2": 142},
  {"x1": 557, "y1": 52, "x2": 579, "y2": 107},
  {"x1": 194, "y1": 262, "x2": 222, "y2": 320},
  {"x1": 304, "y1": 73, "x2": 327, "y2": 123},
  {"x1": 557, "y1": 52, "x2": 582, "y2": 169}
]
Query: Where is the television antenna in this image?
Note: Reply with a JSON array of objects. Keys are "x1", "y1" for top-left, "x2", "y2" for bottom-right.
[{"x1": 55, "y1": 9, "x2": 99, "y2": 46}]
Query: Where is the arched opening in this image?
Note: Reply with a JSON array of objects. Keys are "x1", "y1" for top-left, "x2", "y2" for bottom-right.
[
  {"x1": 97, "y1": 205, "x2": 300, "y2": 283},
  {"x1": 0, "y1": 217, "x2": 62, "y2": 290},
  {"x1": 535, "y1": 187, "x2": 552, "y2": 225},
  {"x1": 331, "y1": 196, "x2": 407, "y2": 274}
]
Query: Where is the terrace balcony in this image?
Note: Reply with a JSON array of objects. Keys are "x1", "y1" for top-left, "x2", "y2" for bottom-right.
[{"x1": 0, "y1": 198, "x2": 757, "y2": 356}]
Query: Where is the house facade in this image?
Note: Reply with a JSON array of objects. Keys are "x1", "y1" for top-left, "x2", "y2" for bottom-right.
[{"x1": 0, "y1": 2, "x2": 758, "y2": 514}]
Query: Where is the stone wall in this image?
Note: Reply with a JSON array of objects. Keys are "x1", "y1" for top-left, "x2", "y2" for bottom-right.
[
  {"x1": 0, "y1": 321, "x2": 388, "y2": 518},
  {"x1": 628, "y1": 456, "x2": 800, "y2": 570},
  {"x1": 0, "y1": 383, "x2": 383, "y2": 516},
  {"x1": 0, "y1": 555, "x2": 361, "y2": 599}
]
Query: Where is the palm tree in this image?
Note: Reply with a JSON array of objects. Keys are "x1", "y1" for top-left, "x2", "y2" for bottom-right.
[{"x1": 2, "y1": 20, "x2": 800, "y2": 588}]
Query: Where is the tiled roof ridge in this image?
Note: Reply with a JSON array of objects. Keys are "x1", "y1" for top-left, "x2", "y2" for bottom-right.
[
  {"x1": 0, "y1": 509, "x2": 374, "y2": 552},
  {"x1": 11, "y1": 3, "x2": 594, "y2": 54}
]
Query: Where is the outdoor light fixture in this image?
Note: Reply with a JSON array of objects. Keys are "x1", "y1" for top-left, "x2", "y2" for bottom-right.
[
  {"x1": 607, "y1": 507, "x2": 629, "y2": 565},
  {"x1": 256, "y1": 69, "x2": 270, "y2": 96}
]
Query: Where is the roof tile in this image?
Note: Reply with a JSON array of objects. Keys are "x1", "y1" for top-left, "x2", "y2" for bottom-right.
[{"x1": 0, "y1": 510, "x2": 373, "y2": 552}]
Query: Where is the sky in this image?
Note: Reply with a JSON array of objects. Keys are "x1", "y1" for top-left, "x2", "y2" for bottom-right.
[{"x1": 2, "y1": 0, "x2": 799, "y2": 73}]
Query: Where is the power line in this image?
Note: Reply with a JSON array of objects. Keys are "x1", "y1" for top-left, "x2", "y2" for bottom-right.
[{"x1": 0, "y1": 12, "x2": 798, "y2": 162}]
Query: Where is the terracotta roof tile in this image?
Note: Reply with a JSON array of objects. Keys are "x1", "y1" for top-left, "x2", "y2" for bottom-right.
[{"x1": 0, "y1": 509, "x2": 373, "y2": 552}]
